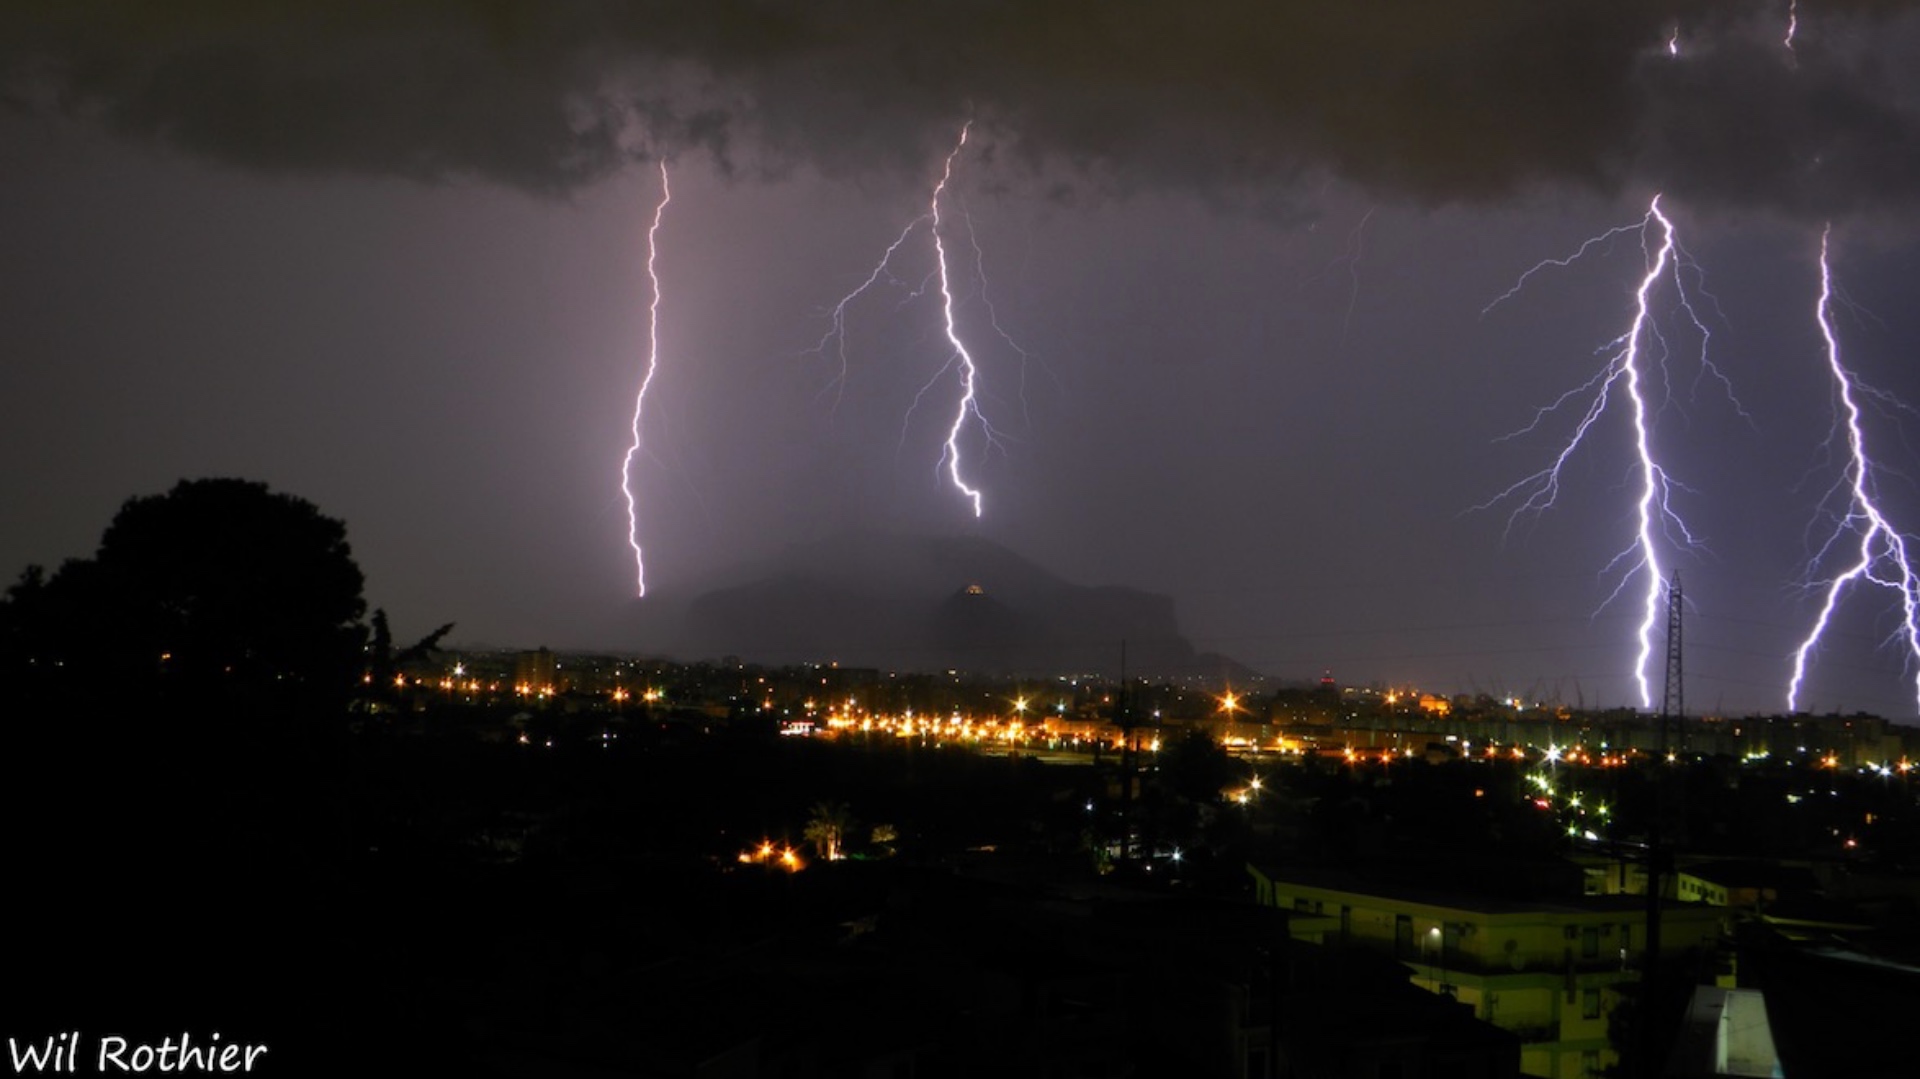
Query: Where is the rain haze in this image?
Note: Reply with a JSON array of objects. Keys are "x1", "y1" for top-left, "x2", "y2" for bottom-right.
[{"x1": 6, "y1": 2, "x2": 1920, "y2": 716}]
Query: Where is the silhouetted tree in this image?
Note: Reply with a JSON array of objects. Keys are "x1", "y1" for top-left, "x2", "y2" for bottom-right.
[
  {"x1": 360, "y1": 607, "x2": 456, "y2": 710},
  {"x1": 0, "y1": 564, "x2": 52, "y2": 672},
  {"x1": 3, "y1": 477, "x2": 368, "y2": 716},
  {"x1": 1156, "y1": 727, "x2": 1236, "y2": 804}
]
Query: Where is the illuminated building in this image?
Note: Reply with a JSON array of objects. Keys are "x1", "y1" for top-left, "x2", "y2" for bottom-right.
[
  {"x1": 514, "y1": 647, "x2": 557, "y2": 695},
  {"x1": 1249, "y1": 865, "x2": 1726, "y2": 1079}
]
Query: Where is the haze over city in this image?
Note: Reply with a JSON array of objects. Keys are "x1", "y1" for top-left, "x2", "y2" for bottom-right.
[{"x1": 7, "y1": 3, "x2": 1920, "y2": 716}]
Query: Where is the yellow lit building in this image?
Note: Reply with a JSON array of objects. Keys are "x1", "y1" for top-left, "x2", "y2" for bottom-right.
[
  {"x1": 513, "y1": 647, "x2": 557, "y2": 696},
  {"x1": 1579, "y1": 858, "x2": 1731, "y2": 907},
  {"x1": 1249, "y1": 865, "x2": 1727, "y2": 1079}
]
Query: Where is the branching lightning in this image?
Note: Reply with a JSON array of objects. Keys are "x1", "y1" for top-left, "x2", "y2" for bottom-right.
[
  {"x1": 809, "y1": 217, "x2": 926, "y2": 413},
  {"x1": 959, "y1": 203, "x2": 1050, "y2": 430},
  {"x1": 1479, "y1": 196, "x2": 1730, "y2": 708},
  {"x1": 1786, "y1": 228, "x2": 1920, "y2": 712},
  {"x1": 809, "y1": 122, "x2": 1012, "y2": 518},
  {"x1": 621, "y1": 161, "x2": 670, "y2": 596}
]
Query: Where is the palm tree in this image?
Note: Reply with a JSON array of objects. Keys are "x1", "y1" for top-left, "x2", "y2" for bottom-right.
[{"x1": 803, "y1": 800, "x2": 854, "y2": 861}]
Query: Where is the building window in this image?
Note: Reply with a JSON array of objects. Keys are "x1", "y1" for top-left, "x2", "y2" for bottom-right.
[
  {"x1": 1581, "y1": 926, "x2": 1600, "y2": 959},
  {"x1": 1582, "y1": 988, "x2": 1601, "y2": 1019}
]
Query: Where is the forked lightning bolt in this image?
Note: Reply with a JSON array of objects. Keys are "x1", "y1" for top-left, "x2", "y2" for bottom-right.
[
  {"x1": 1786, "y1": 228, "x2": 1920, "y2": 713},
  {"x1": 1479, "y1": 196, "x2": 1725, "y2": 708},
  {"x1": 809, "y1": 123, "x2": 1006, "y2": 518},
  {"x1": 927, "y1": 125, "x2": 992, "y2": 517},
  {"x1": 621, "y1": 162, "x2": 670, "y2": 596}
]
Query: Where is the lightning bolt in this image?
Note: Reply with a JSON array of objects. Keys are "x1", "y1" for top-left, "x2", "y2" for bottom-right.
[
  {"x1": 1479, "y1": 196, "x2": 1724, "y2": 708},
  {"x1": 1785, "y1": 0, "x2": 1799, "y2": 56},
  {"x1": 959, "y1": 204, "x2": 1050, "y2": 431},
  {"x1": 927, "y1": 124, "x2": 992, "y2": 517},
  {"x1": 807, "y1": 216, "x2": 926, "y2": 413},
  {"x1": 621, "y1": 161, "x2": 670, "y2": 597},
  {"x1": 1340, "y1": 206, "x2": 1377, "y2": 343},
  {"x1": 1301, "y1": 205, "x2": 1378, "y2": 346},
  {"x1": 809, "y1": 123, "x2": 1009, "y2": 518},
  {"x1": 1786, "y1": 227, "x2": 1920, "y2": 713}
]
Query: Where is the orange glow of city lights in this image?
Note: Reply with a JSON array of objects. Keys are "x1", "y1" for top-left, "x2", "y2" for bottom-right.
[{"x1": 740, "y1": 840, "x2": 804, "y2": 872}]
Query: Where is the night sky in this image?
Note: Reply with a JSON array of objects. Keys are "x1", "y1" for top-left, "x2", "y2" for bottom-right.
[{"x1": 6, "y1": 2, "x2": 1920, "y2": 717}]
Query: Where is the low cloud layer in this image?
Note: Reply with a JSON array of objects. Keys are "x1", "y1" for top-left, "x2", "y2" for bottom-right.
[{"x1": 5, "y1": 1, "x2": 1918, "y2": 212}]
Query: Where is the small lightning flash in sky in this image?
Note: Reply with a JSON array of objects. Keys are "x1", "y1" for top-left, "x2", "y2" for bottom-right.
[
  {"x1": 1786, "y1": 228, "x2": 1920, "y2": 712},
  {"x1": 810, "y1": 123, "x2": 1010, "y2": 518},
  {"x1": 1300, "y1": 205, "x2": 1378, "y2": 347},
  {"x1": 808, "y1": 215, "x2": 925, "y2": 414},
  {"x1": 621, "y1": 161, "x2": 670, "y2": 596},
  {"x1": 1480, "y1": 196, "x2": 1729, "y2": 708}
]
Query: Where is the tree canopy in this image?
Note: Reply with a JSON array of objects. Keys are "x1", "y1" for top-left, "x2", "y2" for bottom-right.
[{"x1": 4, "y1": 478, "x2": 369, "y2": 714}]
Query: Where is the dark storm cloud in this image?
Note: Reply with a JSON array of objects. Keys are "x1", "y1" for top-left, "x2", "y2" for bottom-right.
[
  {"x1": 4, "y1": 1, "x2": 1919, "y2": 211},
  {"x1": 1637, "y1": 19, "x2": 1920, "y2": 218}
]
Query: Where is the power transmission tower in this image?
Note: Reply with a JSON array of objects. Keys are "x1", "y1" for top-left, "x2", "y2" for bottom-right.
[
  {"x1": 1661, "y1": 572, "x2": 1683, "y2": 739},
  {"x1": 1116, "y1": 641, "x2": 1134, "y2": 865},
  {"x1": 1641, "y1": 572, "x2": 1683, "y2": 1078}
]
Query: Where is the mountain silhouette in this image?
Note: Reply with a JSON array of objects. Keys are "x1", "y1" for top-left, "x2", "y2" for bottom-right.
[{"x1": 659, "y1": 532, "x2": 1252, "y2": 678}]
